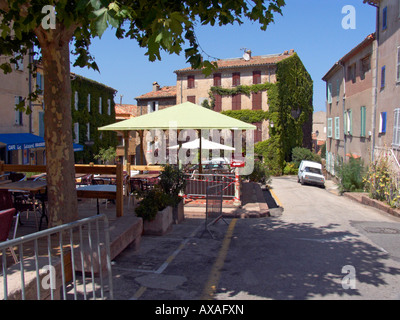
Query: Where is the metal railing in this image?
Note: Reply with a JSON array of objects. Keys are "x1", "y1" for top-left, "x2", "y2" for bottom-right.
[
  {"x1": 0, "y1": 214, "x2": 113, "y2": 300},
  {"x1": 203, "y1": 184, "x2": 227, "y2": 239},
  {"x1": 184, "y1": 173, "x2": 236, "y2": 199}
]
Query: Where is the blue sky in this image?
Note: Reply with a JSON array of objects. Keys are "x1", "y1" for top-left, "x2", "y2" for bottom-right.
[{"x1": 70, "y1": 0, "x2": 377, "y2": 113}]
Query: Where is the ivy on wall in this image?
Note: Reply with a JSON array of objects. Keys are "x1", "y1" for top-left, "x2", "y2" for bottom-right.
[
  {"x1": 209, "y1": 53, "x2": 313, "y2": 175},
  {"x1": 71, "y1": 75, "x2": 118, "y2": 163},
  {"x1": 221, "y1": 109, "x2": 268, "y2": 124}
]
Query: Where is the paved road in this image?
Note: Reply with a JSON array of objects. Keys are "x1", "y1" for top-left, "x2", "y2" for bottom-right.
[{"x1": 111, "y1": 176, "x2": 400, "y2": 300}]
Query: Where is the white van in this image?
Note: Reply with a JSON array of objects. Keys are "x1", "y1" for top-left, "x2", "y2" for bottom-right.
[{"x1": 298, "y1": 160, "x2": 325, "y2": 187}]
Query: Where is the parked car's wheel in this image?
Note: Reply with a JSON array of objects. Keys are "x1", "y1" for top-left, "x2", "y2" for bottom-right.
[{"x1": 300, "y1": 178, "x2": 305, "y2": 185}]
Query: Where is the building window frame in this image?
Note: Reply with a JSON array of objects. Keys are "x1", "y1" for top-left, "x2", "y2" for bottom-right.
[
  {"x1": 393, "y1": 108, "x2": 400, "y2": 148},
  {"x1": 187, "y1": 75, "x2": 195, "y2": 89}
]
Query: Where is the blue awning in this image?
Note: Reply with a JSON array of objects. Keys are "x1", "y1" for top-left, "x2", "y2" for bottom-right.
[
  {"x1": 73, "y1": 143, "x2": 84, "y2": 152},
  {"x1": 0, "y1": 133, "x2": 84, "y2": 152},
  {"x1": 0, "y1": 133, "x2": 45, "y2": 151}
]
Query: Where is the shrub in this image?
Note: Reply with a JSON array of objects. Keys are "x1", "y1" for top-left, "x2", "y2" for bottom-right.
[
  {"x1": 335, "y1": 157, "x2": 366, "y2": 193},
  {"x1": 159, "y1": 164, "x2": 186, "y2": 206},
  {"x1": 246, "y1": 160, "x2": 271, "y2": 185},
  {"x1": 283, "y1": 162, "x2": 298, "y2": 175},
  {"x1": 363, "y1": 154, "x2": 400, "y2": 208},
  {"x1": 291, "y1": 147, "x2": 321, "y2": 168},
  {"x1": 135, "y1": 189, "x2": 172, "y2": 221}
]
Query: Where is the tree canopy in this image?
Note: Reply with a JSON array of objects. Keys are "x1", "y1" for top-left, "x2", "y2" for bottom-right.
[{"x1": 0, "y1": 0, "x2": 286, "y2": 226}]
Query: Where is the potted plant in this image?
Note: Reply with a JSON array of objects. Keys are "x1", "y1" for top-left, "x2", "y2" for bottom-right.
[
  {"x1": 135, "y1": 188, "x2": 173, "y2": 235},
  {"x1": 159, "y1": 164, "x2": 186, "y2": 224}
]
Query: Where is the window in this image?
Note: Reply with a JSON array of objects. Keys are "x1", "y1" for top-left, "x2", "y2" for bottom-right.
[
  {"x1": 14, "y1": 96, "x2": 23, "y2": 126},
  {"x1": 336, "y1": 79, "x2": 340, "y2": 97},
  {"x1": 344, "y1": 109, "x2": 352, "y2": 135},
  {"x1": 232, "y1": 72, "x2": 240, "y2": 86},
  {"x1": 360, "y1": 106, "x2": 366, "y2": 137},
  {"x1": 347, "y1": 64, "x2": 356, "y2": 83},
  {"x1": 187, "y1": 95, "x2": 196, "y2": 103},
  {"x1": 253, "y1": 71, "x2": 261, "y2": 84},
  {"x1": 99, "y1": 97, "x2": 102, "y2": 114},
  {"x1": 393, "y1": 109, "x2": 400, "y2": 147},
  {"x1": 253, "y1": 122, "x2": 262, "y2": 143},
  {"x1": 232, "y1": 94, "x2": 241, "y2": 110},
  {"x1": 382, "y1": 6, "x2": 387, "y2": 31},
  {"x1": 213, "y1": 73, "x2": 221, "y2": 86},
  {"x1": 379, "y1": 112, "x2": 387, "y2": 133},
  {"x1": 214, "y1": 94, "x2": 222, "y2": 112},
  {"x1": 74, "y1": 91, "x2": 78, "y2": 111},
  {"x1": 13, "y1": 52, "x2": 23, "y2": 71},
  {"x1": 187, "y1": 75, "x2": 195, "y2": 89},
  {"x1": 107, "y1": 99, "x2": 111, "y2": 115},
  {"x1": 327, "y1": 118, "x2": 332, "y2": 138},
  {"x1": 252, "y1": 92, "x2": 262, "y2": 110},
  {"x1": 334, "y1": 117, "x2": 340, "y2": 140},
  {"x1": 327, "y1": 83, "x2": 332, "y2": 103},
  {"x1": 148, "y1": 101, "x2": 158, "y2": 113},
  {"x1": 381, "y1": 66, "x2": 386, "y2": 89},
  {"x1": 360, "y1": 55, "x2": 371, "y2": 80},
  {"x1": 87, "y1": 94, "x2": 91, "y2": 112},
  {"x1": 74, "y1": 123, "x2": 79, "y2": 143},
  {"x1": 36, "y1": 72, "x2": 44, "y2": 91},
  {"x1": 397, "y1": 47, "x2": 400, "y2": 83},
  {"x1": 86, "y1": 123, "x2": 90, "y2": 141}
]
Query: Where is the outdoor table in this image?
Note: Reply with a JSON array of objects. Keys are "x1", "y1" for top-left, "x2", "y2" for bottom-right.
[
  {"x1": 76, "y1": 184, "x2": 117, "y2": 215},
  {"x1": 0, "y1": 180, "x2": 48, "y2": 230}
]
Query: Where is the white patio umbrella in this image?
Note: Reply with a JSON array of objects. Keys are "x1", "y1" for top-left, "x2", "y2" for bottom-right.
[{"x1": 168, "y1": 137, "x2": 235, "y2": 151}]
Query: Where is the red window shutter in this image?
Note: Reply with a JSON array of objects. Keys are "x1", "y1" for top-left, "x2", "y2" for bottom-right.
[
  {"x1": 253, "y1": 122, "x2": 262, "y2": 143},
  {"x1": 232, "y1": 94, "x2": 241, "y2": 110},
  {"x1": 187, "y1": 75, "x2": 195, "y2": 88},
  {"x1": 213, "y1": 73, "x2": 221, "y2": 86},
  {"x1": 253, "y1": 71, "x2": 261, "y2": 84},
  {"x1": 214, "y1": 94, "x2": 222, "y2": 112},
  {"x1": 232, "y1": 72, "x2": 240, "y2": 86},
  {"x1": 187, "y1": 95, "x2": 196, "y2": 103},
  {"x1": 252, "y1": 92, "x2": 262, "y2": 110}
]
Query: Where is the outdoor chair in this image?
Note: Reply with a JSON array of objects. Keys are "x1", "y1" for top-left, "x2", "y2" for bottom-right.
[
  {"x1": 9, "y1": 172, "x2": 26, "y2": 182},
  {"x1": 76, "y1": 174, "x2": 93, "y2": 187},
  {"x1": 0, "y1": 190, "x2": 21, "y2": 235},
  {"x1": 0, "y1": 208, "x2": 19, "y2": 263}
]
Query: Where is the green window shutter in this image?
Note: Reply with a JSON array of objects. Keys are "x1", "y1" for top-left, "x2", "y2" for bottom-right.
[
  {"x1": 335, "y1": 117, "x2": 340, "y2": 139},
  {"x1": 327, "y1": 83, "x2": 332, "y2": 103},
  {"x1": 349, "y1": 109, "x2": 353, "y2": 135},
  {"x1": 327, "y1": 118, "x2": 332, "y2": 138},
  {"x1": 360, "y1": 106, "x2": 366, "y2": 137}
]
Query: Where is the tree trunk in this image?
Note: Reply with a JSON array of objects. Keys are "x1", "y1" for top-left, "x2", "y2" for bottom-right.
[{"x1": 39, "y1": 28, "x2": 78, "y2": 227}]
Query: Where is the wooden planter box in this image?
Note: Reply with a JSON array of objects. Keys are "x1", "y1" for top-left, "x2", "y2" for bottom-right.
[
  {"x1": 143, "y1": 206, "x2": 173, "y2": 236},
  {"x1": 172, "y1": 199, "x2": 184, "y2": 224}
]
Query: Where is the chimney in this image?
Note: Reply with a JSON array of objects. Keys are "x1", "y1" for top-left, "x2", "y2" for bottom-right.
[
  {"x1": 283, "y1": 50, "x2": 289, "y2": 55},
  {"x1": 245, "y1": 50, "x2": 252, "y2": 59},
  {"x1": 152, "y1": 82, "x2": 160, "y2": 92},
  {"x1": 289, "y1": 49, "x2": 295, "y2": 54}
]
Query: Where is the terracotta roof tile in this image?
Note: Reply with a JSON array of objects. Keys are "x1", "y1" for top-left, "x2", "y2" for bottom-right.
[
  {"x1": 115, "y1": 104, "x2": 137, "y2": 119},
  {"x1": 174, "y1": 51, "x2": 295, "y2": 73},
  {"x1": 135, "y1": 86, "x2": 176, "y2": 100}
]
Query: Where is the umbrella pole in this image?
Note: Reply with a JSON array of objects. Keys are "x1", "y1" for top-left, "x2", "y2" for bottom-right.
[{"x1": 198, "y1": 129, "x2": 202, "y2": 174}]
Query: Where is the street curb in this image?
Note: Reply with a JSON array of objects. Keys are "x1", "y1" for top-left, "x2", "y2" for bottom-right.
[{"x1": 343, "y1": 192, "x2": 400, "y2": 219}]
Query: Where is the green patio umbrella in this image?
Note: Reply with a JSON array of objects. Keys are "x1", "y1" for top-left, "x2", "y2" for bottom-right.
[{"x1": 98, "y1": 102, "x2": 255, "y2": 170}]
